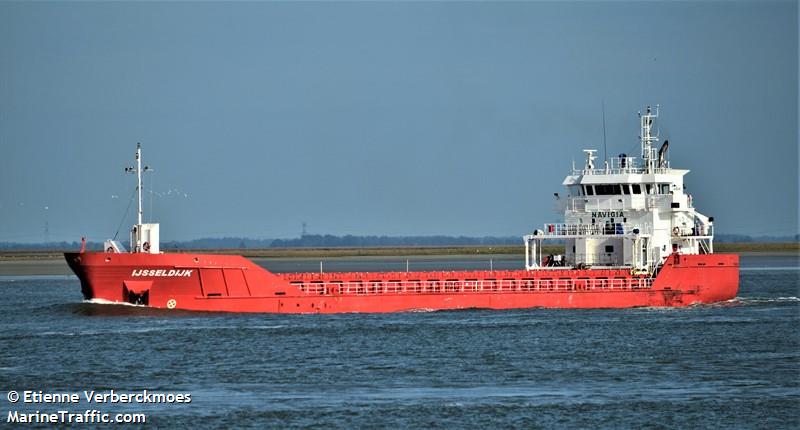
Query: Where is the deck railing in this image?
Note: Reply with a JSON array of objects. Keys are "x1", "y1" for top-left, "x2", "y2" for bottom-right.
[
  {"x1": 288, "y1": 276, "x2": 654, "y2": 296},
  {"x1": 537, "y1": 223, "x2": 650, "y2": 236},
  {"x1": 572, "y1": 156, "x2": 672, "y2": 176},
  {"x1": 551, "y1": 252, "x2": 625, "y2": 267}
]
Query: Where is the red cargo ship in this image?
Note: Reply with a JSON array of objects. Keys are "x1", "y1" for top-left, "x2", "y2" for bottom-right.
[{"x1": 65, "y1": 106, "x2": 738, "y2": 312}]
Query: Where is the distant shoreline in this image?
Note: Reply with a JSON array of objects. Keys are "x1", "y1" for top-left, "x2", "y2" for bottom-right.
[{"x1": 0, "y1": 242, "x2": 797, "y2": 261}]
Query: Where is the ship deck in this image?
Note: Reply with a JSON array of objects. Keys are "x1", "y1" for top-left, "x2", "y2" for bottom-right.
[{"x1": 278, "y1": 268, "x2": 653, "y2": 296}]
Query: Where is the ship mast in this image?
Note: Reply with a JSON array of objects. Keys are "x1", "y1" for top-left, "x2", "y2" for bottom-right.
[
  {"x1": 639, "y1": 105, "x2": 659, "y2": 173},
  {"x1": 125, "y1": 143, "x2": 151, "y2": 225},
  {"x1": 125, "y1": 143, "x2": 152, "y2": 252},
  {"x1": 136, "y1": 143, "x2": 143, "y2": 225}
]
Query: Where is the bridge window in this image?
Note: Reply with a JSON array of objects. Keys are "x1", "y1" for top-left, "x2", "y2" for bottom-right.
[
  {"x1": 622, "y1": 185, "x2": 630, "y2": 195},
  {"x1": 585, "y1": 185, "x2": 594, "y2": 195},
  {"x1": 631, "y1": 184, "x2": 641, "y2": 194},
  {"x1": 594, "y1": 184, "x2": 622, "y2": 195}
]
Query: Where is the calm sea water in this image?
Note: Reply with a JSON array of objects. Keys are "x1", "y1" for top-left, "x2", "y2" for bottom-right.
[{"x1": 1, "y1": 254, "x2": 798, "y2": 428}]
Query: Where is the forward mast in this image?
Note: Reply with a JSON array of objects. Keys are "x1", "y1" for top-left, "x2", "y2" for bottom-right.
[{"x1": 106, "y1": 144, "x2": 159, "y2": 254}]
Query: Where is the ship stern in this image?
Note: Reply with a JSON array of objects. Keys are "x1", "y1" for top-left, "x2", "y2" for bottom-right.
[{"x1": 654, "y1": 253, "x2": 740, "y2": 305}]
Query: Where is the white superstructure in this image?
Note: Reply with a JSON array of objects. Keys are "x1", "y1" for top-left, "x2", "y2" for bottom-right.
[{"x1": 524, "y1": 105, "x2": 714, "y2": 272}]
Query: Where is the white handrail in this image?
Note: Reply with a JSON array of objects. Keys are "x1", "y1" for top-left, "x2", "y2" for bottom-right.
[
  {"x1": 535, "y1": 223, "x2": 651, "y2": 236},
  {"x1": 287, "y1": 277, "x2": 654, "y2": 296}
]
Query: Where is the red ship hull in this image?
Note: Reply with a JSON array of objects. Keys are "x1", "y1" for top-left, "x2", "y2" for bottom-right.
[{"x1": 64, "y1": 252, "x2": 739, "y2": 313}]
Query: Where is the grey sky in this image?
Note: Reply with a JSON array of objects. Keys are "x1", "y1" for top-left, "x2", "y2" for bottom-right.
[{"x1": 1, "y1": 1, "x2": 797, "y2": 242}]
